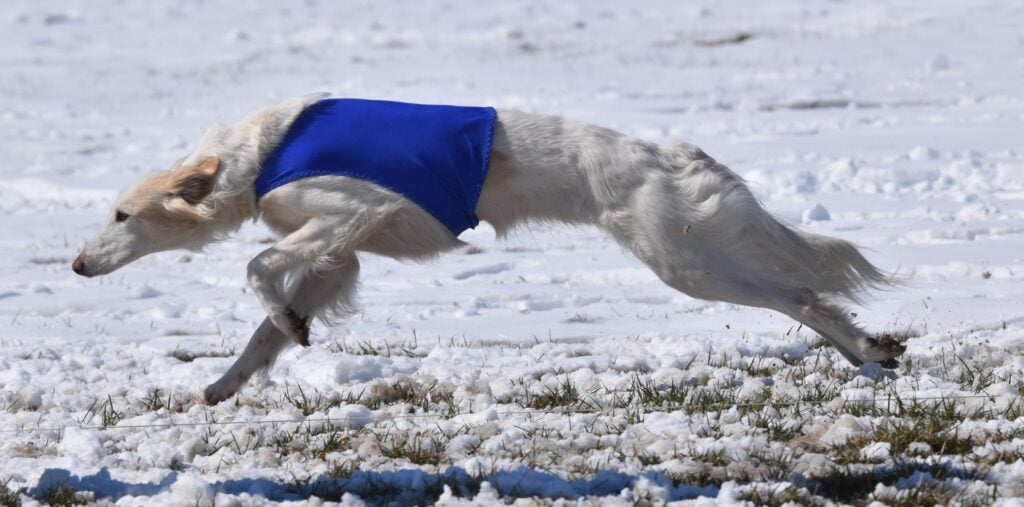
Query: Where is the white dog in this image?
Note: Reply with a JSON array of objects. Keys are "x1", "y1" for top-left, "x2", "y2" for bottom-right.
[{"x1": 73, "y1": 94, "x2": 904, "y2": 404}]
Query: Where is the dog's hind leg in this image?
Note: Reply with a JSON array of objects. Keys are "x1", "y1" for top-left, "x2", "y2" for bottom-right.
[
  {"x1": 610, "y1": 214, "x2": 902, "y2": 367},
  {"x1": 599, "y1": 149, "x2": 901, "y2": 367},
  {"x1": 647, "y1": 264, "x2": 902, "y2": 366},
  {"x1": 637, "y1": 255, "x2": 903, "y2": 366},
  {"x1": 767, "y1": 288, "x2": 905, "y2": 367},
  {"x1": 204, "y1": 256, "x2": 360, "y2": 404}
]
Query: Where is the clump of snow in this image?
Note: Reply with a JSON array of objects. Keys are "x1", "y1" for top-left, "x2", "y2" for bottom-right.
[
  {"x1": 819, "y1": 414, "x2": 872, "y2": 446},
  {"x1": 166, "y1": 473, "x2": 214, "y2": 506},
  {"x1": 801, "y1": 203, "x2": 831, "y2": 223},
  {"x1": 333, "y1": 356, "x2": 398, "y2": 384},
  {"x1": 11, "y1": 386, "x2": 44, "y2": 411},
  {"x1": 58, "y1": 427, "x2": 106, "y2": 464},
  {"x1": 860, "y1": 441, "x2": 891, "y2": 462},
  {"x1": 326, "y1": 404, "x2": 375, "y2": 430},
  {"x1": 909, "y1": 145, "x2": 940, "y2": 161}
]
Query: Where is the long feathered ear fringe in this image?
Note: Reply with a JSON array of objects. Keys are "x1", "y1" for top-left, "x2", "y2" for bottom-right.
[
  {"x1": 164, "y1": 196, "x2": 213, "y2": 223},
  {"x1": 171, "y1": 156, "x2": 220, "y2": 205}
]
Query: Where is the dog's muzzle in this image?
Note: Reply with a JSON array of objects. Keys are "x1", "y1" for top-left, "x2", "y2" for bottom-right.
[{"x1": 71, "y1": 255, "x2": 90, "y2": 277}]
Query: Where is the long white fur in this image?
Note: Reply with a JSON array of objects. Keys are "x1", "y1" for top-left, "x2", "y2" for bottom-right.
[{"x1": 75, "y1": 95, "x2": 903, "y2": 404}]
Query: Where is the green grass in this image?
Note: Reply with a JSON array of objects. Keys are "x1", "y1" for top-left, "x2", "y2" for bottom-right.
[
  {"x1": 326, "y1": 338, "x2": 423, "y2": 358},
  {"x1": 374, "y1": 429, "x2": 448, "y2": 466},
  {"x1": 809, "y1": 461, "x2": 985, "y2": 506},
  {"x1": 528, "y1": 377, "x2": 582, "y2": 410},
  {"x1": 0, "y1": 479, "x2": 20, "y2": 507},
  {"x1": 283, "y1": 385, "x2": 338, "y2": 416},
  {"x1": 29, "y1": 329, "x2": 1017, "y2": 506},
  {"x1": 138, "y1": 388, "x2": 189, "y2": 413},
  {"x1": 738, "y1": 483, "x2": 818, "y2": 507},
  {"x1": 37, "y1": 482, "x2": 88, "y2": 506}
]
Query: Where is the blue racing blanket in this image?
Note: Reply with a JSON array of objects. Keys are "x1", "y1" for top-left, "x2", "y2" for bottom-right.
[{"x1": 256, "y1": 98, "x2": 497, "y2": 235}]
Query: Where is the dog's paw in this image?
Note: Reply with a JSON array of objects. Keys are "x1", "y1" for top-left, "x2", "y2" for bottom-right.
[
  {"x1": 878, "y1": 357, "x2": 900, "y2": 369},
  {"x1": 867, "y1": 335, "x2": 908, "y2": 357},
  {"x1": 203, "y1": 383, "x2": 234, "y2": 405},
  {"x1": 267, "y1": 307, "x2": 310, "y2": 347},
  {"x1": 284, "y1": 307, "x2": 310, "y2": 347},
  {"x1": 857, "y1": 334, "x2": 907, "y2": 365}
]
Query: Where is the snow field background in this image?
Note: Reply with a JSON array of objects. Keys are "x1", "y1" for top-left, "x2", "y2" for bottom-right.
[{"x1": 1, "y1": 0, "x2": 1024, "y2": 504}]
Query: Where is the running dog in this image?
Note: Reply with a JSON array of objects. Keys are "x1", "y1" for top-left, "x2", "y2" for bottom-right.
[{"x1": 72, "y1": 94, "x2": 904, "y2": 404}]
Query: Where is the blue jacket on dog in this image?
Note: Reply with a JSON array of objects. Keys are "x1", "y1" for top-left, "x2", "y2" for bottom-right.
[{"x1": 256, "y1": 98, "x2": 497, "y2": 235}]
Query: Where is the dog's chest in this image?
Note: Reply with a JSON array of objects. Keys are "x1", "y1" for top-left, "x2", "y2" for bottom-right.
[{"x1": 259, "y1": 199, "x2": 308, "y2": 237}]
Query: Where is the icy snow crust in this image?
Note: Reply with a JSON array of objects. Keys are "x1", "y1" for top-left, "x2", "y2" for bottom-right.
[{"x1": 2, "y1": 0, "x2": 1023, "y2": 505}]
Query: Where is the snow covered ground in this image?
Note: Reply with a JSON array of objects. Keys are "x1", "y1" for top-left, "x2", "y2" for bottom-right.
[{"x1": 2, "y1": 0, "x2": 1023, "y2": 504}]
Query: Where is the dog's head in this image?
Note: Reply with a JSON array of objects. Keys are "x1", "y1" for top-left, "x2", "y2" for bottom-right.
[
  {"x1": 72, "y1": 92, "x2": 330, "y2": 278},
  {"x1": 72, "y1": 156, "x2": 220, "y2": 277}
]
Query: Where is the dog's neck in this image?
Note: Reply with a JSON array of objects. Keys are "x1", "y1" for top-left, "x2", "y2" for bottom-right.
[
  {"x1": 193, "y1": 94, "x2": 323, "y2": 240},
  {"x1": 186, "y1": 151, "x2": 262, "y2": 244}
]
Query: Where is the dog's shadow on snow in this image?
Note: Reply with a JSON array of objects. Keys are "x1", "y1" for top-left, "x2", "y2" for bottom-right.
[{"x1": 28, "y1": 466, "x2": 719, "y2": 504}]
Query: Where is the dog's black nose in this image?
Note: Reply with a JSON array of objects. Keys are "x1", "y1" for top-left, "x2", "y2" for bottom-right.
[{"x1": 71, "y1": 257, "x2": 86, "y2": 276}]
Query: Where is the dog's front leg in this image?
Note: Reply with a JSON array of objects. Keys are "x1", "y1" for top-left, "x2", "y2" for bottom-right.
[
  {"x1": 247, "y1": 250, "x2": 309, "y2": 347},
  {"x1": 205, "y1": 256, "x2": 361, "y2": 404},
  {"x1": 203, "y1": 317, "x2": 288, "y2": 404},
  {"x1": 246, "y1": 217, "x2": 347, "y2": 346}
]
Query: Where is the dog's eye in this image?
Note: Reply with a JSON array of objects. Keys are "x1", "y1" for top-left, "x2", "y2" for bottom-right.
[{"x1": 115, "y1": 210, "x2": 130, "y2": 223}]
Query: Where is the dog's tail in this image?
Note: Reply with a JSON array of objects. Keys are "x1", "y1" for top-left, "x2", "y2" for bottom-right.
[
  {"x1": 724, "y1": 207, "x2": 893, "y2": 303},
  {"x1": 664, "y1": 142, "x2": 893, "y2": 302},
  {"x1": 790, "y1": 230, "x2": 894, "y2": 300}
]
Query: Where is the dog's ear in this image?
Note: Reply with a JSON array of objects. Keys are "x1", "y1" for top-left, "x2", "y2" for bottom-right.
[
  {"x1": 172, "y1": 156, "x2": 220, "y2": 205},
  {"x1": 163, "y1": 196, "x2": 211, "y2": 222}
]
